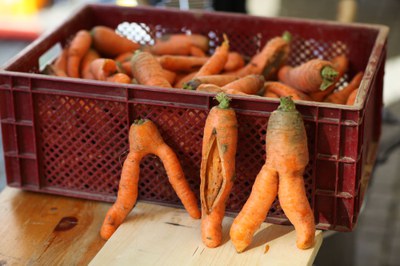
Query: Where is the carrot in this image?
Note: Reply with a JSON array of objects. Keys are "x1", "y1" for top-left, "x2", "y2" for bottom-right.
[
  {"x1": 324, "y1": 71, "x2": 363, "y2": 104},
  {"x1": 150, "y1": 36, "x2": 193, "y2": 56},
  {"x1": 115, "y1": 52, "x2": 134, "y2": 63},
  {"x1": 100, "y1": 119, "x2": 201, "y2": 240},
  {"x1": 200, "y1": 93, "x2": 238, "y2": 247},
  {"x1": 66, "y1": 30, "x2": 92, "y2": 78},
  {"x1": 278, "y1": 59, "x2": 338, "y2": 93},
  {"x1": 196, "y1": 84, "x2": 223, "y2": 93},
  {"x1": 221, "y1": 74, "x2": 264, "y2": 95},
  {"x1": 157, "y1": 55, "x2": 209, "y2": 72},
  {"x1": 263, "y1": 89, "x2": 279, "y2": 98},
  {"x1": 195, "y1": 34, "x2": 230, "y2": 77},
  {"x1": 183, "y1": 75, "x2": 239, "y2": 90},
  {"x1": 223, "y1": 52, "x2": 245, "y2": 72},
  {"x1": 230, "y1": 97, "x2": 315, "y2": 252},
  {"x1": 81, "y1": 49, "x2": 100, "y2": 79},
  {"x1": 162, "y1": 69, "x2": 177, "y2": 85},
  {"x1": 89, "y1": 58, "x2": 119, "y2": 81},
  {"x1": 231, "y1": 31, "x2": 291, "y2": 79},
  {"x1": 309, "y1": 54, "x2": 349, "y2": 101},
  {"x1": 50, "y1": 48, "x2": 68, "y2": 77},
  {"x1": 106, "y1": 73, "x2": 132, "y2": 84},
  {"x1": 264, "y1": 82, "x2": 312, "y2": 101},
  {"x1": 131, "y1": 51, "x2": 172, "y2": 88},
  {"x1": 91, "y1": 26, "x2": 140, "y2": 57},
  {"x1": 190, "y1": 46, "x2": 207, "y2": 57},
  {"x1": 174, "y1": 71, "x2": 197, "y2": 88},
  {"x1": 346, "y1": 88, "x2": 358, "y2": 105}
]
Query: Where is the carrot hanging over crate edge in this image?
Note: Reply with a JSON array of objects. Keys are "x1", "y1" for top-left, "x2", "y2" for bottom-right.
[
  {"x1": 200, "y1": 92, "x2": 238, "y2": 248},
  {"x1": 100, "y1": 119, "x2": 201, "y2": 240}
]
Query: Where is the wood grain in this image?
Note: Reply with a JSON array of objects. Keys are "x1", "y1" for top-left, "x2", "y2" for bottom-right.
[
  {"x1": 90, "y1": 202, "x2": 322, "y2": 266},
  {"x1": 0, "y1": 187, "x2": 111, "y2": 265}
]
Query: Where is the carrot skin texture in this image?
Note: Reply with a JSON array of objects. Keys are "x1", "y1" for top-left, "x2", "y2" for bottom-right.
[
  {"x1": 131, "y1": 51, "x2": 172, "y2": 88},
  {"x1": 67, "y1": 30, "x2": 92, "y2": 78},
  {"x1": 92, "y1": 26, "x2": 140, "y2": 57},
  {"x1": 100, "y1": 120, "x2": 200, "y2": 240},
  {"x1": 200, "y1": 94, "x2": 238, "y2": 248}
]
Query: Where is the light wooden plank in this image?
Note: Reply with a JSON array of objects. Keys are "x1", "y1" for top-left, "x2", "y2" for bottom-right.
[{"x1": 90, "y1": 202, "x2": 322, "y2": 266}]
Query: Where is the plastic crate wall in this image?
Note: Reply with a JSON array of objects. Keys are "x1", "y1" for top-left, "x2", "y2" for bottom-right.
[{"x1": 0, "y1": 4, "x2": 388, "y2": 231}]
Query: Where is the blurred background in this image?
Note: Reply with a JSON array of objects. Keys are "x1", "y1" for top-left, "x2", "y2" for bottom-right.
[{"x1": 0, "y1": 0, "x2": 399, "y2": 265}]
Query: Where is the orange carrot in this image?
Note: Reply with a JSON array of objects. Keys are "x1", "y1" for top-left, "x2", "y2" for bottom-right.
[
  {"x1": 309, "y1": 54, "x2": 349, "y2": 101},
  {"x1": 196, "y1": 84, "x2": 223, "y2": 93},
  {"x1": 194, "y1": 35, "x2": 229, "y2": 77},
  {"x1": 157, "y1": 55, "x2": 209, "y2": 72},
  {"x1": 183, "y1": 75, "x2": 239, "y2": 90},
  {"x1": 174, "y1": 71, "x2": 197, "y2": 88},
  {"x1": 221, "y1": 74, "x2": 264, "y2": 95},
  {"x1": 115, "y1": 52, "x2": 134, "y2": 63},
  {"x1": 121, "y1": 61, "x2": 133, "y2": 77},
  {"x1": 324, "y1": 71, "x2": 363, "y2": 104},
  {"x1": 200, "y1": 93, "x2": 238, "y2": 247},
  {"x1": 278, "y1": 59, "x2": 338, "y2": 93},
  {"x1": 50, "y1": 48, "x2": 68, "y2": 77},
  {"x1": 66, "y1": 30, "x2": 92, "y2": 78},
  {"x1": 230, "y1": 97, "x2": 315, "y2": 252},
  {"x1": 346, "y1": 88, "x2": 358, "y2": 105},
  {"x1": 131, "y1": 51, "x2": 172, "y2": 88},
  {"x1": 224, "y1": 52, "x2": 245, "y2": 72},
  {"x1": 81, "y1": 49, "x2": 100, "y2": 79},
  {"x1": 162, "y1": 69, "x2": 177, "y2": 85},
  {"x1": 106, "y1": 73, "x2": 132, "y2": 84},
  {"x1": 263, "y1": 89, "x2": 279, "y2": 98},
  {"x1": 190, "y1": 46, "x2": 207, "y2": 57},
  {"x1": 89, "y1": 58, "x2": 118, "y2": 81},
  {"x1": 264, "y1": 82, "x2": 312, "y2": 101},
  {"x1": 151, "y1": 33, "x2": 209, "y2": 55},
  {"x1": 100, "y1": 119, "x2": 201, "y2": 240},
  {"x1": 91, "y1": 26, "x2": 140, "y2": 57},
  {"x1": 231, "y1": 32, "x2": 291, "y2": 79}
]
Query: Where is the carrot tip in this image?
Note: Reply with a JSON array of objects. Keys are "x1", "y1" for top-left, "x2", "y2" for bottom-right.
[{"x1": 278, "y1": 96, "x2": 296, "y2": 112}]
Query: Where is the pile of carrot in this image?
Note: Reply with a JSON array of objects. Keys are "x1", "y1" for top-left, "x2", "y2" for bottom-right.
[{"x1": 45, "y1": 26, "x2": 363, "y2": 105}]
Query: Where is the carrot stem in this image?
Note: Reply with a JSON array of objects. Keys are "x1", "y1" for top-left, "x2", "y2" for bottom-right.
[
  {"x1": 282, "y1": 31, "x2": 292, "y2": 43},
  {"x1": 215, "y1": 93, "x2": 231, "y2": 109},
  {"x1": 134, "y1": 118, "x2": 146, "y2": 125},
  {"x1": 278, "y1": 96, "x2": 296, "y2": 112},
  {"x1": 320, "y1": 66, "x2": 338, "y2": 91}
]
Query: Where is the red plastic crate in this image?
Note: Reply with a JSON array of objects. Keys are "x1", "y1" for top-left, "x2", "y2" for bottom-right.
[{"x1": 0, "y1": 4, "x2": 388, "y2": 231}]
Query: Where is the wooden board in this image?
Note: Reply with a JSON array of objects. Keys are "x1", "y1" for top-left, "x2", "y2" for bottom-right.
[
  {"x1": 0, "y1": 187, "x2": 110, "y2": 265},
  {"x1": 90, "y1": 202, "x2": 322, "y2": 266}
]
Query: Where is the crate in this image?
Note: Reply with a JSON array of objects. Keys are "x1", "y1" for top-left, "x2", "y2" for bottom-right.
[{"x1": 0, "y1": 4, "x2": 388, "y2": 231}]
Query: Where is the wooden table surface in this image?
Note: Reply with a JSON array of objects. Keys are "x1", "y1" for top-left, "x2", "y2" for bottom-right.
[{"x1": 0, "y1": 187, "x2": 322, "y2": 265}]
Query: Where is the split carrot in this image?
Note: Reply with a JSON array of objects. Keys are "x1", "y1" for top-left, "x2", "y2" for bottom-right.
[
  {"x1": 324, "y1": 71, "x2": 363, "y2": 104},
  {"x1": 309, "y1": 54, "x2": 349, "y2": 102},
  {"x1": 230, "y1": 97, "x2": 315, "y2": 252},
  {"x1": 131, "y1": 51, "x2": 172, "y2": 88},
  {"x1": 81, "y1": 49, "x2": 100, "y2": 79},
  {"x1": 200, "y1": 93, "x2": 238, "y2": 248},
  {"x1": 223, "y1": 52, "x2": 245, "y2": 72},
  {"x1": 89, "y1": 58, "x2": 119, "y2": 81},
  {"x1": 231, "y1": 31, "x2": 291, "y2": 79},
  {"x1": 157, "y1": 55, "x2": 209, "y2": 72},
  {"x1": 184, "y1": 75, "x2": 239, "y2": 90},
  {"x1": 66, "y1": 30, "x2": 92, "y2": 78},
  {"x1": 346, "y1": 88, "x2": 358, "y2": 105},
  {"x1": 106, "y1": 73, "x2": 132, "y2": 84},
  {"x1": 100, "y1": 119, "x2": 201, "y2": 240},
  {"x1": 264, "y1": 82, "x2": 312, "y2": 101},
  {"x1": 91, "y1": 26, "x2": 140, "y2": 57},
  {"x1": 195, "y1": 34, "x2": 230, "y2": 77},
  {"x1": 278, "y1": 59, "x2": 338, "y2": 93}
]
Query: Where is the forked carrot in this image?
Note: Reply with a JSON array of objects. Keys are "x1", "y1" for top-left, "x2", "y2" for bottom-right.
[
  {"x1": 131, "y1": 51, "x2": 172, "y2": 88},
  {"x1": 231, "y1": 31, "x2": 291, "y2": 79},
  {"x1": 157, "y1": 55, "x2": 209, "y2": 72},
  {"x1": 92, "y1": 26, "x2": 140, "y2": 57},
  {"x1": 195, "y1": 34, "x2": 230, "y2": 77},
  {"x1": 230, "y1": 97, "x2": 315, "y2": 252},
  {"x1": 100, "y1": 119, "x2": 201, "y2": 240},
  {"x1": 223, "y1": 52, "x2": 245, "y2": 72},
  {"x1": 264, "y1": 82, "x2": 312, "y2": 101},
  {"x1": 67, "y1": 30, "x2": 92, "y2": 78},
  {"x1": 324, "y1": 71, "x2": 363, "y2": 104},
  {"x1": 278, "y1": 59, "x2": 338, "y2": 93},
  {"x1": 309, "y1": 54, "x2": 349, "y2": 101},
  {"x1": 183, "y1": 75, "x2": 239, "y2": 90},
  {"x1": 201, "y1": 93, "x2": 238, "y2": 247}
]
